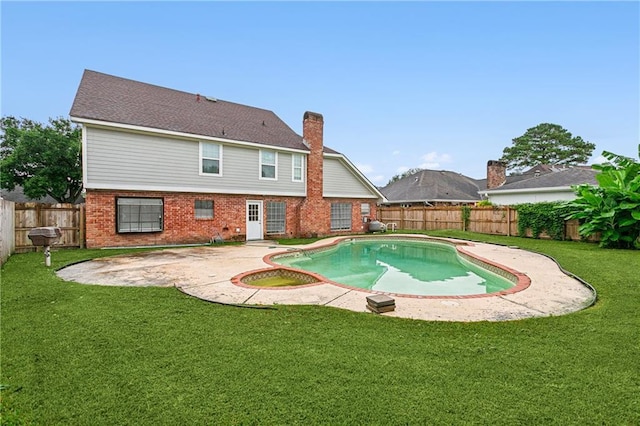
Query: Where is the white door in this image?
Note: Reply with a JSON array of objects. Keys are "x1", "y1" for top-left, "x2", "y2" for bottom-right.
[{"x1": 246, "y1": 200, "x2": 263, "y2": 240}]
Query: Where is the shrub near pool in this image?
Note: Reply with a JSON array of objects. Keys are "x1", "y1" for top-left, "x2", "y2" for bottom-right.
[{"x1": 1, "y1": 236, "x2": 638, "y2": 424}]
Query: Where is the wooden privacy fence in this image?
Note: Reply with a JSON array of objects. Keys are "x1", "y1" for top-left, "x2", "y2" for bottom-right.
[
  {"x1": 377, "y1": 206, "x2": 586, "y2": 241},
  {"x1": 1, "y1": 199, "x2": 16, "y2": 264},
  {"x1": 14, "y1": 203, "x2": 85, "y2": 253}
]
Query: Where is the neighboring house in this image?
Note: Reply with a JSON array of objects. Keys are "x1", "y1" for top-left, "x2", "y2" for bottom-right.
[
  {"x1": 379, "y1": 160, "x2": 590, "y2": 207},
  {"x1": 380, "y1": 161, "x2": 527, "y2": 206},
  {"x1": 1, "y1": 187, "x2": 60, "y2": 204},
  {"x1": 482, "y1": 167, "x2": 598, "y2": 205},
  {"x1": 70, "y1": 70, "x2": 384, "y2": 248},
  {"x1": 380, "y1": 169, "x2": 483, "y2": 207},
  {"x1": 1, "y1": 186, "x2": 84, "y2": 204}
]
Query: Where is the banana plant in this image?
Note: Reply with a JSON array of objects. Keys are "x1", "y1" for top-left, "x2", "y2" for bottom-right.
[{"x1": 563, "y1": 145, "x2": 640, "y2": 249}]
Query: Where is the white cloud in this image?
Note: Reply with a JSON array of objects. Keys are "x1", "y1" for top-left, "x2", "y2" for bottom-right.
[
  {"x1": 355, "y1": 163, "x2": 385, "y2": 184},
  {"x1": 420, "y1": 162, "x2": 440, "y2": 169},
  {"x1": 368, "y1": 175, "x2": 386, "y2": 184},
  {"x1": 418, "y1": 151, "x2": 452, "y2": 169},
  {"x1": 355, "y1": 163, "x2": 374, "y2": 174},
  {"x1": 392, "y1": 150, "x2": 400, "y2": 156}
]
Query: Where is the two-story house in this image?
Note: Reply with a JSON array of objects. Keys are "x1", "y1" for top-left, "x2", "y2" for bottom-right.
[{"x1": 70, "y1": 70, "x2": 385, "y2": 248}]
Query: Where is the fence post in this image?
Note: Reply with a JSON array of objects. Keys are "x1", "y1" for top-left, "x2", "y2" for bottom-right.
[{"x1": 79, "y1": 204, "x2": 86, "y2": 249}]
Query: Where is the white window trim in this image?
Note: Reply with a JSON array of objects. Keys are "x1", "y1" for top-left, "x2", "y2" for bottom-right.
[
  {"x1": 259, "y1": 149, "x2": 278, "y2": 181},
  {"x1": 199, "y1": 142, "x2": 223, "y2": 176},
  {"x1": 292, "y1": 154, "x2": 304, "y2": 183}
]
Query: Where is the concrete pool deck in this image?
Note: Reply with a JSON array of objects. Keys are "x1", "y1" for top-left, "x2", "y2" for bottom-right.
[{"x1": 56, "y1": 235, "x2": 596, "y2": 322}]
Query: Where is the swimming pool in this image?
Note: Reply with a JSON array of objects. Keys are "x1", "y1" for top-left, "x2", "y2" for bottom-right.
[{"x1": 272, "y1": 238, "x2": 516, "y2": 296}]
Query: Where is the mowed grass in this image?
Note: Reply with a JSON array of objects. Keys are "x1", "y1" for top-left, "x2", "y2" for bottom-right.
[{"x1": 1, "y1": 234, "x2": 639, "y2": 425}]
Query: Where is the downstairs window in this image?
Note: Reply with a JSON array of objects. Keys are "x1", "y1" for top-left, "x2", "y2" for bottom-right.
[
  {"x1": 117, "y1": 198, "x2": 163, "y2": 233},
  {"x1": 331, "y1": 203, "x2": 352, "y2": 231},
  {"x1": 266, "y1": 201, "x2": 286, "y2": 235}
]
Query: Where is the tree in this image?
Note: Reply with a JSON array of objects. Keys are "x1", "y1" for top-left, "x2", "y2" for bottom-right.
[
  {"x1": 1, "y1": 116, "x2": 82, "y2": 203},
  {"x1": 562, "y1": 145, "x2": 640, "y2": 249},
  {"x1": 386, "y1": 168, "x2": 423, "y2": 185},
  {"x1": 500, "y1": 123, "x2": 595, "y2": 171}
]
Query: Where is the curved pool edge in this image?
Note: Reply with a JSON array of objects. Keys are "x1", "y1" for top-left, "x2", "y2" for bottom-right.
[
  {"x1": 55, "y1": 237, "x2": 596, "y2": 322},
  {"x1": 245, "y1": 234, "x2": 530, "y2": 299}
]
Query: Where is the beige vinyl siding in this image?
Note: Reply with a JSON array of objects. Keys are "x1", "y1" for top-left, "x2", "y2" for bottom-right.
[
  {"x1": 323, "y1": 157, "x2": 378, "y2": 198},
  {"x1": 85, "y1": 126, "x2": 306, "y2": 196}
]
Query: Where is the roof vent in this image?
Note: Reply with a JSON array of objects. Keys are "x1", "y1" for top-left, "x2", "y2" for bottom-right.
[{"x1": 205, "y1": 96, "x2": 217, "y2": 102}]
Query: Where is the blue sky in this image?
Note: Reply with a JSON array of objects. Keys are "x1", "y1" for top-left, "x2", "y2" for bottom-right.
[{"x1": 2, "y1": 1, "x2": 638, "y2": 184}]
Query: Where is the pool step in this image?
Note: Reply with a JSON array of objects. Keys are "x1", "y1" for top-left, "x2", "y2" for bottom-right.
[{"x1": 366, "y1": 294, "x2": 396, "y2": 314}]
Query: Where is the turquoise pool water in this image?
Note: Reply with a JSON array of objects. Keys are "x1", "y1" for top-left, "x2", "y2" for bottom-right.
[{"x1": 274, "y1": 239, "x2": 515, "y2": 296}]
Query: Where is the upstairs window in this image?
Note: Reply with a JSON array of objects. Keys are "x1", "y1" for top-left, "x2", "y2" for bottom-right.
[
  {"x1": 260, "y1": 150, "x2": 277, "y2": 180},
  {"x1": 292, "y1": 154, "x2": 304, "y2": 182},
  {"x1": 201, "y1": 142, "x2": 221, "y2": 175},
  {"x1": 117, "y1": 198, "x2": 163, "y2": 233}
]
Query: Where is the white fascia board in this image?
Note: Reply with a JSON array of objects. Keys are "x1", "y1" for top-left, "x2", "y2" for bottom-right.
[
  {"x1": 84, "y1": 182, "x2": 305, "y2": 197},
  {"x1": 429, "y1": 199, "x2": 479, "y2": 203},
  {"x1": 383, "y1": 198, "x2": 477, "y2": 204},
  {"x1": 482, "y1": 186, "x2": 579, "y2": 196},
  {"x1": 381, "y1": 199, "x2": 431, "y2": 205},
  {"x1": 324, "y1": 193, "x2": 382, "y2": 199},
  {"x1": 70, "y1": 117, "x2": 310, "y2": 155},
  {"x1": 324, "y1": 152, "x2": 387, "y2": 202}
]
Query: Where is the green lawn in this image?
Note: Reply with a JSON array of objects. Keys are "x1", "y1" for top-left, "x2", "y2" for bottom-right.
[{"x1": 1, "y1": 233, "x2": 638, "y2": 425}]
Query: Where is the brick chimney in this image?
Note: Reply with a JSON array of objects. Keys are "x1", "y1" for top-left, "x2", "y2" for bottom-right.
[
  {"x1": 299, "y1": 111, "x2": 329, "y2": 237},
  {"x1": 303, "y1": 111, "x2": 324, "y2": 200},
  {"x1": 487, "y1": 160, "x2": 506, "y2": 189}
]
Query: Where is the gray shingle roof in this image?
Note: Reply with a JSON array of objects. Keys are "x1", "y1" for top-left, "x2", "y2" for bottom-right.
[
  {"x1": 70, "y1": 70, "x2": 337, "y2": 153},
  {"x1": 488, "y1": 167, "x2": 598, "y2": 191},
  {"x1": 380, "y1": 170, "x2": 482, "y2": 203}
]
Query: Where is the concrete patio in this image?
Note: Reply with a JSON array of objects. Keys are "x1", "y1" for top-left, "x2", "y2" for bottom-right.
[{"x1": 56, "y1": 236, "x2": 596, "y2": 322}]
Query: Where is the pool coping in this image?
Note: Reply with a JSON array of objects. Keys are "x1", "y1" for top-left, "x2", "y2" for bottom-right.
[{"x1": 232, "y1": 235, "x2": 531, "y2": 299}]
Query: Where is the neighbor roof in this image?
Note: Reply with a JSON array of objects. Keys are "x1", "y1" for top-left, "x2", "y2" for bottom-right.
[
  {"x1": 380, "y1": 170, "x2": 482, "y2": 203},
  {"x1": 484, "y1": 167, "x2": 598, "y2": 193},
  {"x1": 70, "y1": 70, "x2": 337, "y2": 153}
]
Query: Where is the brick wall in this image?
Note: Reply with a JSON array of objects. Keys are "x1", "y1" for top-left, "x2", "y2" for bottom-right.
[
  {"x1": 86, "y1": 190, "x2": 294, "y2": 248},
  {"x1": 86, "y1": 190, "x2": 376, "y2": 248}
]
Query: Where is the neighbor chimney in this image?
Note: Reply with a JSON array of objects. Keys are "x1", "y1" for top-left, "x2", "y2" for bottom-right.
[
  {"x1": 303, "y1": 111, "x2": 324, "y2": 200},
  {"x1": 487, "y1": 160, "x2": 506, "y2": 189}
]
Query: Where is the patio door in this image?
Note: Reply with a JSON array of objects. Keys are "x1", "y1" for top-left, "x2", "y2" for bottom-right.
[{"x1": 246, "y1": 200, "x2": 263, "y2": 240}]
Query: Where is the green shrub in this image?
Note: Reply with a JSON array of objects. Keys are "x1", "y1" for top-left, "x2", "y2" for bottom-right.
[
  {"x1": 563, "y1": 146, "x2": 640, "y2": 249},
  {"x1": 514, "y1": 202, "x2": 571, "y2": 240},
  {"x1": 461, "y1": 205, "x2": 471, "y2": 230}
]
